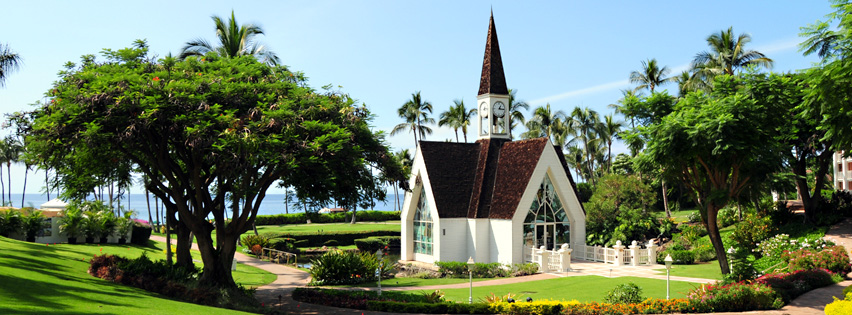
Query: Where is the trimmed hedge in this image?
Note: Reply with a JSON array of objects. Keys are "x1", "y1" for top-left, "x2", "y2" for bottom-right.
[
  {"x1": 354, "y1": 236, "x2": 401, "y2": 252},
  {"x1": 254, "y1": 210, "x2": 400, "y2": 226},
  {"x1": 130, "y1": 223, "x2": 152, "y2": 245},
  {"x1": 264, "y1": 230, "x2": 398, "y2": 247},
  {"x1": 367, "y1": 301, "x2": 493, "y2": 314}
]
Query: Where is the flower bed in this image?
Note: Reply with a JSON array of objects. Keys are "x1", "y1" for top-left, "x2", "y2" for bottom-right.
[{"x1": 782, "y1": 245, "x2": 851, "y2": 275}]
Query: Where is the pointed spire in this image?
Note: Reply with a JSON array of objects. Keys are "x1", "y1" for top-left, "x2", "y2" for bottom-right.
[{"x1": 478, "y1": 11, "x2": 508, "y2": 96}]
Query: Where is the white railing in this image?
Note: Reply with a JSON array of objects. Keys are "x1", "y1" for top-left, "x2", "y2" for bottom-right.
[
  {"x1": 548, "y1": 251, "x2": 562, "y2": 271},
  {"x1": 571, "y1": 240, "x2": 659, "y2": 266}
]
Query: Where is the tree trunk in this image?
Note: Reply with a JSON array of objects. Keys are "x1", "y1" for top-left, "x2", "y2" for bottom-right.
[
  {"x1": 662, "y1": 178, "x2": 671, "y2": 218},
  {"x1": 196, "y1": 228, "x2": 237, "y2": 288},
  {"x1": 7, "y1": 163, "x2": 12, "y2": 207},
  {"x1": 154, "y1": 197, "x2": 160, "y2": 230},
  {"x1": 21, "y1": 165, "x2": 28, "y2": 208},
  {"x1": 253, "y1": 222, "x2": 259, "y2": 235},
  {"x1": 146, "y1": 187, "x2": 153, "y2": 229},
  {"x1": 703, "y1": 203, "x2": 730, "y2": 274},
  {"x1": 793, "y1": 154, "x2": 813, "y2": 218},
  {"x1": 284, "y1": 189, "x2": 289, "y2": 214},
  {"x1": 165, "y1": 205, "x2": 173, "y2": 265},
  {"x1": 45, "y1": 169, "x2": 50, "y2": 200},
  {"x1": 350, "y1": 207, "x2": 357, "y2": 224},
  {"x1": 175, "y1": 218, "x2": 193, "y2": 268},
  {"x1": 1, "y1": 165, "x2": 5, "y2": 206},
  {"x1": 806, "y1": 149, "x2": 833, "y2": 222}
]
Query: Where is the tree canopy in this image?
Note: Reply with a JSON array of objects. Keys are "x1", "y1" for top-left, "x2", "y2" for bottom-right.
[{"x1": 17, "y1": 44, "x2": 399, "y2": 288}]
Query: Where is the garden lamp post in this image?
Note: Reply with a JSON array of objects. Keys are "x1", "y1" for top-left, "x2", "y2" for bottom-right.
[
  {"x1": 467, "y1": 256, "x2": 475, "y2": 304},
  {"x1": 664, "y1": 254, "x2": 673, "y2": 300},
  {"x1": 376, "y1": 248, "x2": 383, "y2": 297},
  {"x1": 727, "y1": 246, "x2": 735, "y2": 275}
]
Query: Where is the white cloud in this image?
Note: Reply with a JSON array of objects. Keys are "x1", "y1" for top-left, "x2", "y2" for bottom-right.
[{"x1": 529, "y1": 80, "x2": 631, "y2": 106}]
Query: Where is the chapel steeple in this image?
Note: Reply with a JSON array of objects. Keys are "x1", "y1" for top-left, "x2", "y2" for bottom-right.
[
  {"x1": 478, "y1": 11, "x2": 509, "y2": 96},
  {"x1": 477, "y1": 11, "x2": 511, "y2": 140}
]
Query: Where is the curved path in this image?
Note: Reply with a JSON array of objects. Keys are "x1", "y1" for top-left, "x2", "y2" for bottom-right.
[{"x1": 151, "y1": 218, "x2": 852, "y2": 314}]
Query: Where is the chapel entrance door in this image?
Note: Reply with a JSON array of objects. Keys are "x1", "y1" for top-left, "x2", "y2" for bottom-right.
[{"x1": 535, "y1": 223, "x2": 556, "y2": 250}]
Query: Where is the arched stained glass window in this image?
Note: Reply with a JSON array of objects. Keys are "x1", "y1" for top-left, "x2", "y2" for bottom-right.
[
  {"x1": 413, "y1": 188, "x2": 433, "y2": 255},
  {"x1": 523, "y1": 175, "x2": 570, "y2": 253}
]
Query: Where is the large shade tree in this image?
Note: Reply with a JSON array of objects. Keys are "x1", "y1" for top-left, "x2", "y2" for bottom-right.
[
  {"x1": 639, "y1": 75, "x2": 785, "y2": 274},
  {"x1": 180, "y1": 11, "x2": 280, "y2": 66},
  {"x1": 17, "y1": 45, "x2": 398, "y2": 288}
]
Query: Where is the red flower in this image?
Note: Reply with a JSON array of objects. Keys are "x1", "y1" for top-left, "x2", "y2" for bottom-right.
[{"x1": 153, "y1": 76, "x2": 160, "y2": 81}]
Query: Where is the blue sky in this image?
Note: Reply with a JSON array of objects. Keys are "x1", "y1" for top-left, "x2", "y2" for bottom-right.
[{"x1": 0, "y1": 1, "x2": 829, "y2": 194}]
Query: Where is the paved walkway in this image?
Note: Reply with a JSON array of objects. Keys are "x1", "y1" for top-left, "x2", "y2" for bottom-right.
[{"x1": 150, "y1": 218, "x2": 852, "y2": 314}]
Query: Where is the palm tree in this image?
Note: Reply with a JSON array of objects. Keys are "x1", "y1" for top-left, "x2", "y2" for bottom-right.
[
  {"x1": 180, "y1": 11, "x2": 280, "y2": 66},
  {"x1": 629, "y1": 59, "x2": 675, "y2": 93},
  {"x1": 521, "y1": 103, "x2": 567, "y2": 144},
  {"x1": 393, "y1": 149, "x2": 413, "y2": 210},
  {"x1": 597, "y1": 115, "x2": 624, "y2": 172},
  {"x1": 692, "y1": 27, "x2": 774, "y2": 81},
  {"x1": 508, "y1": 89, "x2": 530, "y2": 139},
  {"x1": 0, "y1": 44, "x2": 22, "y2": 88},
  {"x1": 0, "y1": 137, "x2": 22, "y2": 207},
  {"x1": 438, "y1": 99, "x2": 476, "y2": 143},
  {"x1": 569, "y1": 107, "x2": 600, "y2": 186},
  {"x1": 565, "y1": 145, "x2": 586, "y2": 182},
  {"x1": 391, "y1": 92, "x2": 434, "y2": 146}
]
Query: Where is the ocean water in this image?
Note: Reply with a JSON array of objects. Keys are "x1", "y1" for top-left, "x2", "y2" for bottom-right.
[{"x1": 7, "y1": 193, "x2": 403, "y2": 222}]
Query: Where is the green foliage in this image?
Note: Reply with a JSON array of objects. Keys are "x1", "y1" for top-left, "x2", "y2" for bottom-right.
[
  {"x1": 59, "y1": 207, "x2": 84, "y2": 239},
  {"x1": 435, "y1": 261, "x2": 509, "y2": 278},
  {"x1": 603, "y1": 282, "x2": 644, "y2": 304},
  {"x1": 717, "y1": 206, "x2": 738, "y2": 228},
  {"x1": 661, "y1": 249, "x2": 696, "y2": 265},
  {"x1": 253, "y1": 210, "x2": 400, "y2": 225},
  {"x1": 264, "y1": 230, "x2": 398, "y2": 247},
  {"x1": 421, "y1": 290, "x2": 445, "y2": 303},
  {"x1": 354, "y1": 237, "x2": 387, "y2": 252},
  {"x1": 756, "y1": 269, "x2": 838, "y2": 303},
  {"x1": 585, "y1": 174, "x2": 658, "y2": 246},
  {"x1": 323, "y1": 239, "x2": 339, "y2": 246},
  {"x1": 575, "y1": 183, "x2": 593, "y2": 203},
  {"x1": 730, "y1": 213, "x2": 776, "y2": 255},
  {"x1": 21, "y1": 209, "x2": 46, "y2": 240},
  {"x1": 239, "y1": 234, "x2": 269, "y2": 250},
  {"x1": 269, "y1": 238, "x2": 298, "y2": 253},
  {"x1": 130, "y1": 221, "x2": 152, "y2": 245},
  {"x1": 308, "y1": 250, "x2": 392, "y2": 285},
  {"x1": 367, "y1": 301, "x2": 493, "y2": 314},
  {"x1": 0, "y1": 209, "x2": 22, "y2": 237}
]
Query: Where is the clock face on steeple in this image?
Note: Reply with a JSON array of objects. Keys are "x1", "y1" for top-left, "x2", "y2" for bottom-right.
[
  {"x1": 480, "y1": 103, "x2": 489, "y2": 118},
  {"x1": 493, "y1": 102, "x2": 506, "y2": 118}
]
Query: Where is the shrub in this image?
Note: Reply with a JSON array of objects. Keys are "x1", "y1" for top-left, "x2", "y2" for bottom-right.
[
  {"x1": 510, "y1": 262, "x2": 539, "y2": 276},
  {"x1": 308, "y1": 250, "x2": 391, "y2": 285},
  {"x1": 294, "y1": 239, "x2": 309, "y2": 247},
  {"x1": 782, "y1": 245, "x2": 852, "y2": 275},
  {"x1": 730, "y1": 213, "x2": 776, "y2": 254},
  {"x1": 21, "y1": 209, "x2": 47, "y2": 240},
  {"x1": 755, "y1": 269, "x2": 838, "y2": 303},
  {"x1": 130, "y1": 222, "x2": 152, "y2": 245},
  {"x1": 323, "y1": 239, "x2": 338, "y2": 247},
  {"x1": 757, "y1": 233, "x2": 834, "y2": 259},
  {"x1": 825, "y1": 299, "x2": 852, "y2": 315},
  {"x1": 603, "y1": 282, "x2": 644, "y2": 304},
  {"x1": 253, "y1": 210, "x2": 400, "y2": 225},
  {"x1": 717, "y1": 206, "x2": 739, "y2": 227},
  {"x1": 240, "y1": 234, "x2": 269, "y2": 250},
  {"x1": 679, "y1": 224, "x2": 707, "y2": 243},
  {"x1": 435, "y1": 261, "x2": 507, "y2": 278},
  {"x1": 662, "y1": 249, "x2": 695, "y2": 265},
  {"x1": 354, "y1": 237, "x2": 386, "y2": 252},
  {"x1": 0, "y1": 209, "x2": 22, "y2": 237},
  {"x1": 686, "y1": 282, "x2": 782, "y2": 312},
  {"x1": 687, "y1": 211, "x2": 701, "y2": 223},
  {"x1": 269, "y1": 238, "x2": 297, "y2": 253},
  {"x1": 264, "y1": 230, "x2": 398, "y2": 247}
]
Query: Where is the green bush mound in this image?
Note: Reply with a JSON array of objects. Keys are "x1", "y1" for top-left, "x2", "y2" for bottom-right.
[
  {"x1": 755, "y1": 269, "x2": 840, "y2": 303},
  {"x1": 263, "y1": 230, "x2": 398, "y2": 247},
  {"x1": 604, "y1": 283, "x2": 644, "y2": 304},
  {"x1": 686, "y1": 281, "x2": 783, "y2": 312},
  {"x1": 354, "y1": 236, "x2": 401, "y2": 252},
  {"x1": 308, "y1": 249, "x2": 393, "y2": 285},
  {"x1": 254, "y1": 210, "x2": 400, "y2": 225},
  {"x1": 435, "y1": 261, "x2": 539, "y2": 278}
]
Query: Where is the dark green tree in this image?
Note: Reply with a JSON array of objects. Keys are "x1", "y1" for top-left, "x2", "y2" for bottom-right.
[
  {"x1": 639, "y1": 75, "x2": 785, "y2": 274},
  {"x1": 17, "y1": 44, "x2": 397, "y2": 288}
]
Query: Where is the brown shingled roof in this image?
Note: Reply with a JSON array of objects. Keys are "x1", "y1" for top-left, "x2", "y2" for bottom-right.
[
  {"x1": 477, "y1": 12, "x2": 509, "y2": 96},
  {"x1": 419, "y1": 141, "x2": 481, "y2": 218},
  {"x1": 489, "y1": 138, "x2": 550, "y2": 219}
]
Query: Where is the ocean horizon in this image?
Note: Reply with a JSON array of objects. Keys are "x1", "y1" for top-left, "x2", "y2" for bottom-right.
[{"x1": 6, "y1": 193, "x2": 403, "y2": 222}]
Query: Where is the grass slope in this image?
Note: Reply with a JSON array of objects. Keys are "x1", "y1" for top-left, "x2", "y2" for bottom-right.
[
  {"x1": 438, "y1": 276, "x2": 700, "y2": 303},
  {"x1": 0, "y1": 236, "x2": 267, "y2": 314}
]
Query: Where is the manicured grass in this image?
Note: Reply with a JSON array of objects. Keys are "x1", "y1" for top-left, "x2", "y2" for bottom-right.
[
  {"x1": 655, "y1": 209, "x2": 698, "y2": 223},
  {"x1": 438, "y1": 276, "x2": 700, "y2": 303},
  {"x1": 330, "y1": 277, "x2": 492, "y2": 288},
  {"x1": 0, "y1": 236, "x2": 258, "y2": 314},
  {"x1": 654, "y1": 261, "x2": 723, "y2": 280}
]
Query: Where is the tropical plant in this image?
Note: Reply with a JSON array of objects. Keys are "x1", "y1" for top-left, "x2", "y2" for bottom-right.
[
  {"x1": 608, "y1": 89, "x2": 643, "y2": 129},
  {"x1": 692, "y1": 27, "x2": 774, "y2": 84},
  {"x1": 604, "y1": 282, "x2": 644, "y2": 304},
  {"x1": 597, "y1": 114, "x2": 624, "y2": 172},
  {"x1": 21, "y1": 209, "x2": 46, "y2": 241},
  {"x1": 391, "y1": 91, "x2": 434, "y2": 146},
  {"x1": 0, "y1": 136, "x2": 22, "y2": 206},
  {"x1": 0, "y1": 43, "x2": 22, "y2": 87},
  {"x1": 521, "y1": 103, "x2": 567, "y2": 144},
  {"x1": 0, "y1": 208, "x2": 22, "y2": 237},
  {"x1": 179, "y1": 11, "x2": 279, "y2": 66},
  {"x1": 59, "y1": 207, "x2": 85, "y2": 241},
  {"x1": 629, "y1": 58, "x2": 675, "y2": 92},
  {"x1": 569, "y1": 107, "x2": 600, "y2": 185},
  {"x1": 115, "y1": 210, "x2": 136, "y2": 241},
  {"x1": 437, "y1": 99, "x2": 476, "y2": 142}
]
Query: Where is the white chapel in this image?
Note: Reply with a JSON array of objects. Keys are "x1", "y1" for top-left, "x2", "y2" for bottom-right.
[{"x1": 400, "y1": 13, "x2": 587, "y2": 266}]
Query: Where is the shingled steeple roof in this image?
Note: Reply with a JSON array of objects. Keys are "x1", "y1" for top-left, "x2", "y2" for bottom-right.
[{"x1": 477, "y1": 12, "x2": 509, "y2": 96}]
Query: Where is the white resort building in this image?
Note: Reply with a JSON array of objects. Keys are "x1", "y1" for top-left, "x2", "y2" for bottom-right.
[{"x1": 835, "y1": 151, "x2": 852, "y2": 191}]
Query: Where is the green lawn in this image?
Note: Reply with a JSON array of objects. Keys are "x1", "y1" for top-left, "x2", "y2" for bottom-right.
[
  {"x1": 655, "y1": 209, "x2": 698, "y2": 223},
  {"x1": 0, "y1": 236, "x2": 263, "y2": 314},
  {"x1": 253, "y1": 221, "x2": 401, "y2": 235},
  {"x1": 654, "y1": 261, "x2": 723, "y2": 280},
  {"x1": 438, "y1": 276, "x2": 700, "y2": 303}
]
